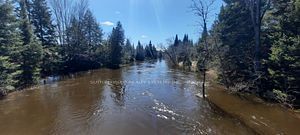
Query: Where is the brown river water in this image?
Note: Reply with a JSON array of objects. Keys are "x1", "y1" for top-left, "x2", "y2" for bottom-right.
[{"x1": 0, "y1": 60, "x2": 298, "y2": 135}]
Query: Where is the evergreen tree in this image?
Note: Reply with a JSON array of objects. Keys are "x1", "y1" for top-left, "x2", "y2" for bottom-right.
[
  {"x1": 18, "y1": 0, "x2": 43, "y2": 86},
  {"x1": 31, "y1": 0, "x2": 60, "y2": 76},
  {"x1": 267, "y1": 0, "x2": 300, "y2": 106},
  {"x1": 151, "y1": 43, "x2": 158, "y2": 59},
  {"x1": 145, "y1": 41, "x2": 158, "y2": 59},
  {"x1": 31, "y1": 0, "x2": 56, "y2": 46},
  {"x1": 108, "y1": 21, "x2": 124, "y2": 68},
  {"x1": 0, "y1": 0, "x2": 22, "y2": 96},
  {"x1": 135, "y1": 41, "x2": 145, "y2": 61},
  {"x1": 145, "y1": 41, "x2": 152, "y2": 58},
  {"x1": 82, "y1": 10, "x2": 103, "y2": 51},
  {"x1": 64, "y1": 9, "x2": 103, "y2": 72},
  {"x1": 122, "y1": 39, "x2": 134, "y2": 63},
  {"x1": 64, "y1": 17, "x2": 89, "y2": 72},
  {"x1": 174, "y1": 34, "x2": 180, "y2": 47},
  {"x1": 216, "y1": 0, "x2": 255, "y2": 91},
  {"x1": 183, "y1": 34, "x2": 189, "y2": 45}
]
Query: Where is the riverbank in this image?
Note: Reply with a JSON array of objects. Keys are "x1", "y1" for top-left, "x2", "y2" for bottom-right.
[
  {"x1": 205, "y1": 77, "x2": 300, "y2": 134},
  {"x1": 204, "y1": 69, "x2": 300, "y2": 134}
]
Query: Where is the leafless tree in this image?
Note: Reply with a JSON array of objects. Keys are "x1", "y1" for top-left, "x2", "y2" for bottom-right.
[
  {"x1": 190, "y1": 0, "x2": 215, "y2": 98},
  {"x1": 50, "y1": 0, "x2": 88, "y2": 45},
  {"x1": 163, "y1": 38, "x2": 178, "y2": 66}
]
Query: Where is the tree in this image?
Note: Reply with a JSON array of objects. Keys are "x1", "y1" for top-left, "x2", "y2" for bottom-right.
[
  {"x1": 50, "y1": 0, "x2": 88, "y2": 45},
  {"x1": 31, "y1": 0, "x2": 56, "y2": 46},
  {"x1": 145, "y1": 41, "x2": 152, "y2": 58},
  {"x1": 108, "y1": 21, "x2": 124, "y2": 68},
  {"x1": 174, "y1": 34, "x2": 180, "y2": 47},
  {"x1": 266, "y1": 0, "x2": 300, "y2": 107},
  {"x1": 216, "y1": 0, "x2": 255, "y2": 92},
  {"x1": 122, "y1": 39, "x2": 135, "y2": 63},
  {"x1": 31, "y1": 0, "x2": 60, "y2": 76},
  {"x1": 63, "y1": 3, "x2": 98, "y2": 72},
  {"x1": 0, "y1": 0, "x2": 22, "y2": 96},
  {"x1": 191, "y1": 0, "x2": 215, "y2": 98},
  {"x1": 135, "y1": 41, "x2": 145, "y2": 61},
  {"x1": 244, "y1": 0, "x2": 271, "y2": 90},
  {"x1": 18, "y1": 0, "x2": 43, "y2": 86},
  {"x1": 64, "y1": 16, "x2": 90, "y2": 72},
  {"x1": 82, "y1": 10, "x2": 103, "y2": 51},
  {"x1": 151, "y1": 42, "x2": 158, "y2": 59},
  {"x1": 50, "y1": 0, "x2": 73, "y2": 45}
]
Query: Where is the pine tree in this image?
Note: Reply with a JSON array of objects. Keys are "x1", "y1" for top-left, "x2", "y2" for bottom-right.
[
  {"x1": 0, "y1": 0, "x2": 22, "y2": 96},
  {"x1": 122, "y1": 39, "x2": 134, "y2": 63},
  {"x1": 31, "y1": 0, "x2": 60, "y2": 76},
  {"x1": 267, "y1": 0, "x2": 300, "y2": 106},
  {"x1": 174, "y1": 34, "x2": 180, "y2": 47},
  {"x1": 64, "y1": 17, "x2": 88, "y2": 71},
  {"x1": 18, "y1": 0, "x2": 43, "y2": 86},
  {"x1": 108, "y1": 21, "x2": 124, "y2": 68},
  {"x1": 135, "y1": 41, "x2": 145, "y2": 61},
  {"x1": 31, "y1": 0, "x2": 56, "y2": 46},
  {"x1": 82, "y1": 10, "x2": 103, "y2": 51},
  {"x1": 183, "y1": 34, "x2": 189, "y2": 45},
  {"x1": 217, "y1": 0, "x2": 255, "y2": 90},
  {"x1": 151, "y1": 42, "x2": 158, "y2": 59},
  {"x1": 145, "y1": 42, "x2": 152, "y2": 59}
]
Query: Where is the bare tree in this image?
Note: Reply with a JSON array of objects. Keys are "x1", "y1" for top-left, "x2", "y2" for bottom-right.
[
  {"x1": 50, "y1": 0, "x2": 88, "y2": 45},
  {"x1": 190, "y1": 0, "x2": 215, "y2": 98},
  {"x1": 163, "y1": 38, "x2": 178, "y2": 66}
]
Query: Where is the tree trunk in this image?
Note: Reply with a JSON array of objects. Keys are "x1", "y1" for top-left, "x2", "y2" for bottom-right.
[
  {"x1": 202, "y1": 67, "x2": 206, "y2": 98},
  {"x1": 254, "y1": 0, "x2": 261, "y2": 73}
]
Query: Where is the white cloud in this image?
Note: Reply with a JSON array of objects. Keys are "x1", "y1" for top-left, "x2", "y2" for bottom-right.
[
  {"x1": 101, "y1": 21, "x2": 114, "y2": 26},
  {"x1": 141, "y1": 35, "x2": 148, "y2": 38},
  {"x1": 115, "y1": 11, "x2": 121, "y2": 14}
]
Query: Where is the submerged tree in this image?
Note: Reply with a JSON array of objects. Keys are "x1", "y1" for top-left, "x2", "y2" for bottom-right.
[{"x1": 191, "y1": 0, "x2": 215, "y2": 98}]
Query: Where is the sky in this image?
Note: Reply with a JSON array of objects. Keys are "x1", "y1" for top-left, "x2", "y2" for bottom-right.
[{"x1": 89, "y1": 0, "x2": 223, "y2": 46}]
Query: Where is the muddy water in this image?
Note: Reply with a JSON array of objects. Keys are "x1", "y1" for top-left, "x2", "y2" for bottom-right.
[
  {"x1": 0, "y1": 60, "x2": 256, "y2": 135},
  {"x1": 207, "y1": 84, "x2": 300, "y2": 135}
]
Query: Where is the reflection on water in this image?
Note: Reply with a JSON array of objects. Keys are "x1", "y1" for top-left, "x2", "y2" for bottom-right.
[{"x1": 0, "y1": 60, "x2": 255, "y2": 135}]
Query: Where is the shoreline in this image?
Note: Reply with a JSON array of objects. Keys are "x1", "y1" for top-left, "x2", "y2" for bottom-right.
[{"x1": 206, "y1": 82, "x2": 300, "y2": 134}]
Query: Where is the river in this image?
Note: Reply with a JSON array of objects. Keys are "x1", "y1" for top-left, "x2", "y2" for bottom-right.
[{"x1": 0, "y1": 60, "x2": 282, "y2": 134}]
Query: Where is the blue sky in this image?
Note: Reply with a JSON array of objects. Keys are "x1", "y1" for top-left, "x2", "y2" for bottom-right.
[{"x1": 89, "y1": 0, "x2": 223, "y2": 46}]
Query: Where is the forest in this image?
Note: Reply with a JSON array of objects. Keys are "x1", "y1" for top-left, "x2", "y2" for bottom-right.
[
  {"x1": 165, "y1": 0, "x2": 300, "y2": 108},
  {"x1": 0, "y1": 0, "x2": 161, "y2": 96},
  {"x1": 1, "y1": 0, "x2": 299, "y2": 108},
  {"x1": 0, "y1": 0, "x2": 300, "y2": 134}
]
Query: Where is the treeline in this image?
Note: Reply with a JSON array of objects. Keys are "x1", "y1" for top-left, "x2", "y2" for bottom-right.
[
  {"x1": 0, "y1": 0, "x2": 160, "y2": 96},
  {"x1": 212, "y1": 0, "x2": 299, "y2": 108},
  {"x1": 167, "y1": 0, "x2": 300, "y2": 108},
  {"x1": 165, "y1": 34, "x2": 196, "y2": 69}
]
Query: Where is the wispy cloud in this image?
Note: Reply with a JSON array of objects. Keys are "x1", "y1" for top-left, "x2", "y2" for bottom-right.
[
  {"x1": 115, "y1": 11, "x2": 121, "y2": 14},
  {"x1": 101, "y1": 21, "x2": 114, "y2": 26},
  {"x1": 141, "y1": 35, "x2": 148, "y2": 38}
]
